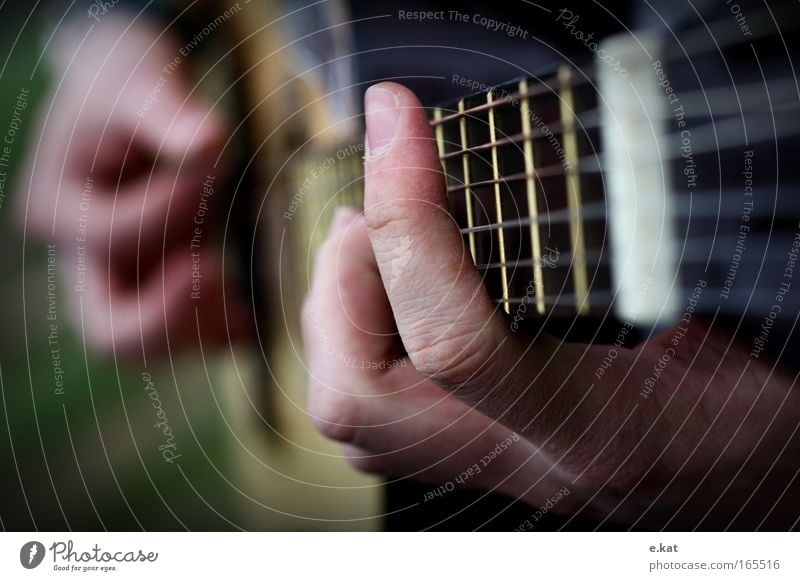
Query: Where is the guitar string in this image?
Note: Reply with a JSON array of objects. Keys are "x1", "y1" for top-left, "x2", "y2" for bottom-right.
[
  {"x1": 430, "y1": 0, "x2": 800, "y2": 128},
  {"x1": 488, "y1": 288, "x2": 786, "y2": 307},
  {"x1": 302, "y1": 165, "x2": 799, "y2": 235},
  {"x1": 474, "y1": 248, "x2": 795, "y2": 272},
  {"x1": 439, "y1": 107, "x2": 800, "y2": 199},
  {"x1": 452, "y1": 197, "x2": 798, "y2": 237},
  {"x1": 433, "y1": 76, "x2": 800, "y2": 163},
  {"x1": 431, "y1": 75, "x2": 799, "y2": 132}
]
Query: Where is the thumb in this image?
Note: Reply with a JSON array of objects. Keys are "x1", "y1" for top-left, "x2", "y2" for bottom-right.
[{"x1": 363, "y1": 82, "x2": 532, "y2": 392}]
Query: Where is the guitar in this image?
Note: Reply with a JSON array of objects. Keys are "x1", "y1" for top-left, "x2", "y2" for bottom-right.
[
  {"x1": 274, "y1": 2, "x2": 800, "y2": 354},
  {"x1": 209, "y1": 0, "x2": 800, "y2": 529}
]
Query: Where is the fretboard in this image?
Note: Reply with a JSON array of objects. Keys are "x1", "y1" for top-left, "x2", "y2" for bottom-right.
[
  {"x1": 431, "y1": 67, "x2": 610, "y2": 319},
  {"x1": 285, "y1": 6, "x2": 800, "y2": 356},
  {"x1": 289, "y1": 64, "x2": 613, "y2": 325}
]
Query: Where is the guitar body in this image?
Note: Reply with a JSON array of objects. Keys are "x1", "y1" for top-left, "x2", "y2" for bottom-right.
[{"x1": 212, "y1": 0, "x2": 381, "y2": 530}]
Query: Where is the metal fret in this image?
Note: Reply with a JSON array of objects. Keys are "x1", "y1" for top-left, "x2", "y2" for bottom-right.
[
  {"x1": 457, "y1": 99, "x2": 478, "y2": 262},
  {"x1": 518, "y1": 79, "x2": 546, "y2": 315},
  {"x1": 444, "y1": 157, "x2": 603, "y2": 194},
  {"x1": 487, "y1": 90, "x2": 511, "y2": 314},
  {"x1": 558, "y1": 65, "x2": 590, "y2": 315},
  {"x1": 433, "y1": 106, "x2": 446, "y2": 157}
]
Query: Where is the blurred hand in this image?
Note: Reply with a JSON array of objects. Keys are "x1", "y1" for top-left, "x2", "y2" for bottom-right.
[
  {"x1": 19, "y1": 15, "x2": 250, "y2": 360},
  {"x1": 304, "y1": 82, "x2": 800, "y2": 528}
]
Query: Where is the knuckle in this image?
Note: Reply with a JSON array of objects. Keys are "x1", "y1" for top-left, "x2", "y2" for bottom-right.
[
  {"x1": 407, "y1": 323, "x2": 500, "y2": 390},
  {"x1": 364, "y1": 199, "x2": 417, "y2": 240},
  {"x1": 312, "y1": 415, "x2": 356, "y2": 444},
  {"x1": 308, "y1": 384, "x2": 360, "y2": 444},
  {"x1": 344, "y1": 452, "x2": 380, "y2": 474}
]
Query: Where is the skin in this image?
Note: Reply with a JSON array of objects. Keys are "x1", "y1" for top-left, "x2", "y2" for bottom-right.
[
  {"x1": 19, "y1": 16, "x2": 249, "y2": 361},
  {"x1": 304, "y1": 82, "x2": 800, "y2": 529}
]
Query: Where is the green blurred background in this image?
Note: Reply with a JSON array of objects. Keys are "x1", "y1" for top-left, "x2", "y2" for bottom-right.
[{"x1": 0, "y1": 3, "x2": 238, "y2": 531}]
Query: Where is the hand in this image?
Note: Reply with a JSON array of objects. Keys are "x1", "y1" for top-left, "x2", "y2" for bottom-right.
[
  {"x1": 303, "y1": 207, "x2": 567, "y2": 505},
  {"x1": 18, "y1": 15, "x2": 250, "y2": 360},
  {"x1": 303, "y1": 82, "x2": 800, "y2": 529}
]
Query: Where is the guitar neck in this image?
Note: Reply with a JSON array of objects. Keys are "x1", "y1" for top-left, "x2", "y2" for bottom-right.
[
  {"x1": 286, "y1": 6, "x2": 800, "y2": 356},
  {"x1": 294, "y1": 64, "x2": 612, "y2": 321}
]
